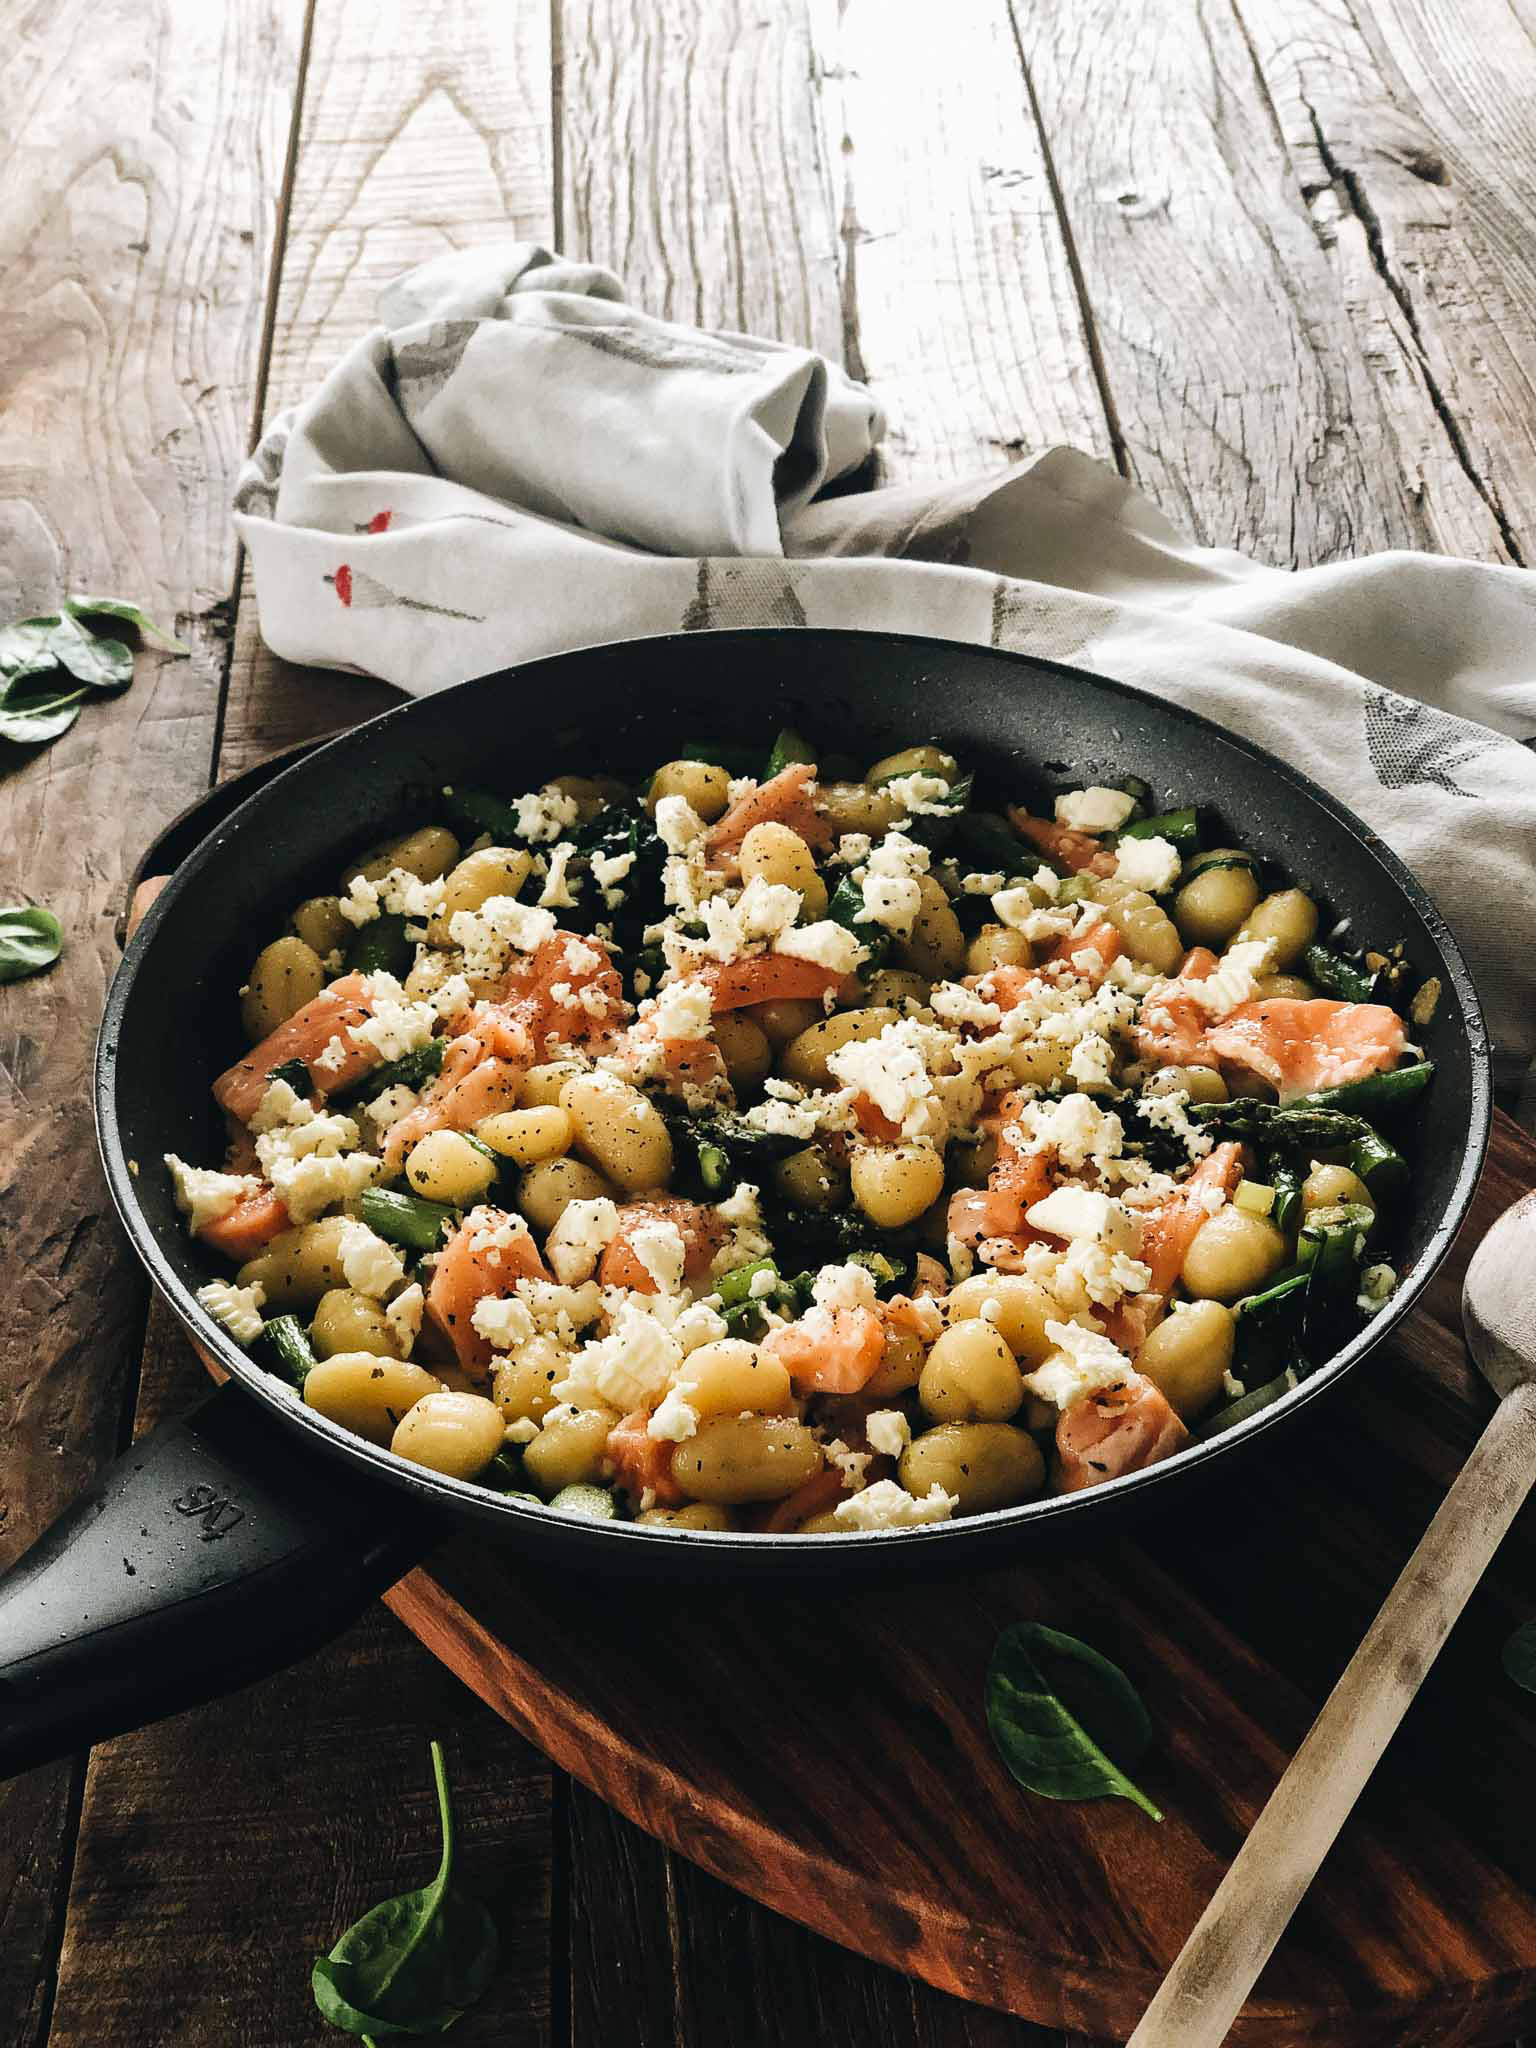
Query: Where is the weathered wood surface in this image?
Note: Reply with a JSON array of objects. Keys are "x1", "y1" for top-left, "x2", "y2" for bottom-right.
[
  {"x1": 8, "y1": 0, "x2": 1536, "y2": 2042},
  {"x1": 0, "y1": 2, "x2": 303, "y2": 2042}
]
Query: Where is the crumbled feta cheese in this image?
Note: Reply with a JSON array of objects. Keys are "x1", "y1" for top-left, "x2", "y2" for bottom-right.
[
  {"x1": 646, "y1": 1382, "x2": 700, "y2": 1441},
  {"x1": 629, "y1": 1218, "x2": 687, "y2": 1296},
  {"x1": 545, "y1": 1197, "x2": 621, "y2": 1285},
  {"x1": 449, "y1": 895, "x2": 559, "y2": 976},
  {"x1": 514, "y1": 785, "x2": 582, "y2": 843},
  {"x1": 1067, "y1": 1032, "x2": 1116, "y2": 1089},
  {"x1": 1114, "y1": 833, "x2": 1181, "y2": 895},
  {"x1": 336, "y1": 1219, "x2": 407, "y2": 1299},
  {"x1": 196, "y1": 1278, "x2": 266, "y2": 1346},
  {"x1": 252, "y1": 1102, "x2": 377, "y2": 1223},
  {"x1": 673, "y1": 1300, "x2": 730, "y2": 1351},
  {"x1": 960, "y1": 871, "x2": 1006, "y2": 896},
  {"x1": 991, "y1": 885, "x2": 1039, "y2": 934},
  {"x1": 472, "y1": 1292, "x2": 538, "y2": 1351},
  {"x1": 865, "y1": 1409, "x2": 911, "y2": 1459},
  {"x1": 592, "y1": 849, "x2": 636, "y2": 892},
  {"x1": 825, "y1": 1438, "x2": 873, "y2": 1488},
  {"x1": 885, "y1": 773, "x2": 954, "y2": 817},
  {"x1": 350, "y1": 990, "x2": 437, "y2": 1063},
  {"x1": 833, "y1": 1479, "x2": 958, "y2": 1529},
  {"x1": 774, "y1": 921, "x2": 866, "y2": 973},
  {"x1": 1182, "y1": 938, "x2": 1276, "y2": 1018},
  {"x1": 742, "y1": 1097, "x2": 821, "y2": 1140},
  {"x1": 1135, "y1": 1085, "x2": 1214, "y2": 1160},
  {"x1": 248, "y1": 1077, "x2": 307, "y2": 1134},
  {"x1": 832, "y1": 832, "x2": 872, "y2": 866},
  {"x1": 537, "y1": 842, "x2": 581, "y2": 909},
  {"x1": 714, "y1": 1183, "x2": 762, "y2": 1228},
  {"x1": 313, "y1": 1034, "x2": 350, "y2": 1077},
  {"x1": 929, "y1": 983, "x2": 1001, "y2": 1030},
  {"x1": 1055, "y1": 786, "x2": 1136, "y2": 834},
  {"x1": 651, "y1": 976, "x2": 714, "y2": 1043},
  {"x1": 1025, "y1": 1187, "x2": 1141, "y2": 1256},
  {"x1": 826, "y1": 1024, "x2": 932, "y2": 1132},
  {"x1": 1025, "y1": 1320, "x2": 1135, "y2": 1408},
  {"x1": 378, "y1": 1282, "x2": 421, "y2": 1357},
  {"x1": 504, "y1": 1416, "x2": 541, "y2": 1444},
  {"x1": 811, "y1": 1262, "x2": 879, "y2": 1314},
  {"x1": 165, "y1": 1155, "x2": 261, "y2": 1233},
  {"x1": 365, "y1": 1083, "x2": 422, "y2": 1139},
  {"x1": 555, "y1": 1296, "x2": 683, "y2": 1412},
  {"x1": 655, "y1": 794, "x2": 705, "y2": 853},
  {"x1": 858, "y1": 872, "x2": 923, "y2": 934}
]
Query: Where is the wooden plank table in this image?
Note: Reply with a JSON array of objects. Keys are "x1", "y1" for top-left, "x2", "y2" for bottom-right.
[{"x1": 3, "y1": 2, "x2": 1535, "y2": 2041}]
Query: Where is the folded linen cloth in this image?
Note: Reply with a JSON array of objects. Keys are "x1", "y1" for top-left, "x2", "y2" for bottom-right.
[{"x1": 234, "y1": 243, "x2": 1536, "y2": 1105}]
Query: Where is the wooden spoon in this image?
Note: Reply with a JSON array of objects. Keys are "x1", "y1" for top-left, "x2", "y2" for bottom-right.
[{"x1": 1129, "y1": 1192, "x2": 1536, "y2": 2047}]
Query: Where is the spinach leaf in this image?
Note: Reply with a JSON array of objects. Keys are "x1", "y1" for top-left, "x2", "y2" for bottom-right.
[
  {"x1": 0, "y1": 905, "x2": 64, "y2": 984},
  {"x1": 986, "y1": 1622, "x2": 1162, "y2": 1821},
  {"x1": 0, "y1": 617, "x2": 62, "y2": 674},
  {"x1": 1503, "y1": 1621, "x2": 1536, "y2": 1696},
  {"x1": 0, "y1": 681, "x2": 86, "y2": 745},
  {"x1": 65, "y1": 593, "x2": 191, "y2": 653},
  {"x1": 312, "y1": 1740, "x2": 498, "y2": 2039}
]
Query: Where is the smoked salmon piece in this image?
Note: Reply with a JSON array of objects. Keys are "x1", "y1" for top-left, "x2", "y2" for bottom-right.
[
  {"x1": 1006, "y1": 807, "x2": 1118, "y2": 877},
  {"x1": 1204, "y1": 998, "x2": 1407, "y2": 1103},
  {"x1": 484, "y1": 932, "x2": 626, "y2": 1053},
  {"x1": 214, "y1": 972, "x2": 377, "y2": 1121},
  {"x1": 196, "y1": 1185, "x2": 289, "y2": 1260},
  {"x1": 1056, "y1": 1371, "x2": 1189, "y2": 1491},
  {"x1": 706, "y1": 763, "x2": 834, "y2": 863},
  {"x1": 1046, "y1": 917, "x2": 1122, "y2": 983},
  {"x1": 385, "y1": 1009, "x2": 534, "y2": 1169},
  {"x1": 1138, "y1": 1141, "x2": 1244, "y2": 1297},
  {"x1": 761, "y1": 1305, "x2": 887, "y2": 1395},
  {"x1": 1135, "y1": 948, "x2": 1218, "y2": 1067},
  {"x1": 597, "y1": 1197, "x2": 726, "y2": 1293},
  {"x1": 425, "y1": 1204, "x2": 550, "y2": 1377},
  {"x1": 698, "y1": 953, "x2": 849, "y2": 1011},
  {"x1": 605, "y1": 1410, "x2": 686, "y2": 1508}
]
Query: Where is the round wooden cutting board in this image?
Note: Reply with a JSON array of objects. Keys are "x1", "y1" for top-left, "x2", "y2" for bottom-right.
[{"x1": 379, "y1": 1120, "x2": 1536, "y2": 2048}]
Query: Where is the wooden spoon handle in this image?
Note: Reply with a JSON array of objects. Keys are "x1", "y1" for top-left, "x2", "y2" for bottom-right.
[{"x1": 1129, "y1": 1376, "x2": 1536, "y2": 2048}]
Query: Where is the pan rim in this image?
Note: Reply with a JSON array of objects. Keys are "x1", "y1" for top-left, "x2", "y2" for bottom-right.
[{"x1": 96, "y1": 625, "x2": 1493, "y2": 1554}]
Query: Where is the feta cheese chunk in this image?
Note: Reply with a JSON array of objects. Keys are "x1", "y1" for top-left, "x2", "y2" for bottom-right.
[
  {"x1": 646, "y1": 1382, "x2": 700, "y2": 1442},
  {"x1": 337, "y1": 1218, "x2": 407, "y2": 1300},
  {"x1": 196, "y1": 1278, "x2": 266, "y2": 1346},
  {"x1": 1055, "y1": 786, "x2": 1137, "y2": 834},
  {"x1": 1024, "y1": 1320, "x2": 1135, "y2": 1409},
  {"x1": 514, "y1": 784, "x2": 582, "y2": 843},
  {"x1": 865, "y1": 1409, "x2": 912, "y2": 1459},
  {"x1": 545, "y1": 1197, "x2": 621, "y2": 1285},
  {"x1": 654, "y1": 794, "x2": 705, "y2": 853},
  {"x1": 1113, "y1": 833, "x2": 1181, "y2": 895},
  {"x1": 1024, "y1": 1187, "x2": 1141, "y2": 1257},
  {"x1": 628, "y1": 1217, "x2": 687, "y2": 1295},
  {"x1": 165, "y1": 1155, "x2": 261, "y2": 1233},
  {"x1": 833, "y1": 1479, "x2": 958, "y2": 1529},
  {"x1": 651, "y1": 976, "x2": 714, "y2": 1043},
  {"x1": 810, "y1": 1261, "x2": 880, "y2": 1314},
  {"x1": 385, "y1": 1282, "x2": 425, "y2": 1357},
  {"x1": 774, "y1": 920, "x2": 866, "y2": 974}
]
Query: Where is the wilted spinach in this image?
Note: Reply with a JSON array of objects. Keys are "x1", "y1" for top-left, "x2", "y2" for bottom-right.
[
  {"x1": 313, "y1": 1740, "x2": 499, "y2": 2040},
  {"x1": 0, "y1": 906, "x2": 64, "y2": 985},
  {"x1": 986, "y1": 1622, "x2": 1162, "y2": 1821}
]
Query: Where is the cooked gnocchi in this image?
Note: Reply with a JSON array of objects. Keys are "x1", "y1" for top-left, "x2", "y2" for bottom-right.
[{"x1": 174, "y1": 726, "x2": 1431, "y2": 1525}]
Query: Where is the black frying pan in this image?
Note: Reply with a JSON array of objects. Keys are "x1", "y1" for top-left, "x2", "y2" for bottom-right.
[{"x1": 0, "y1": 629, "x2": 1491, "y2": 1777}]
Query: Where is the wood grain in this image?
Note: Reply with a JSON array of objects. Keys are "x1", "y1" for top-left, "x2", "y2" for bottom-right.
[
  {"x1": 805, "y1": 0, "x2": 1111, "y2": 482},
  {"x1": 1237, "y1": 0, "x2": 1536, "y2": 564},
  {"x1": 38, "y1": 1302, "x2": 553, "y2": 2048},
  {"x1": 217, "y1": 0, "x2": 555, "y2": 777},
  {"x1": 0, "y1": 3, "x2": 303, "y2": 2041},
  {"x1": 386, "y1": 1115, "x2": 1536, "y2": 2046},
  {"x1": 1010, "y1": 0, "x2": 1504, "y2": 567},
  {"x1": 558, "y1": 0, "x2": 843, "y2": 357}
]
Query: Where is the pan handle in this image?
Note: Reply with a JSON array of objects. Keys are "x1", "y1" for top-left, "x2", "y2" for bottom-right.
[{"x1": 0, "y1": 1379, "x2": 442, "y2": 1778}]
